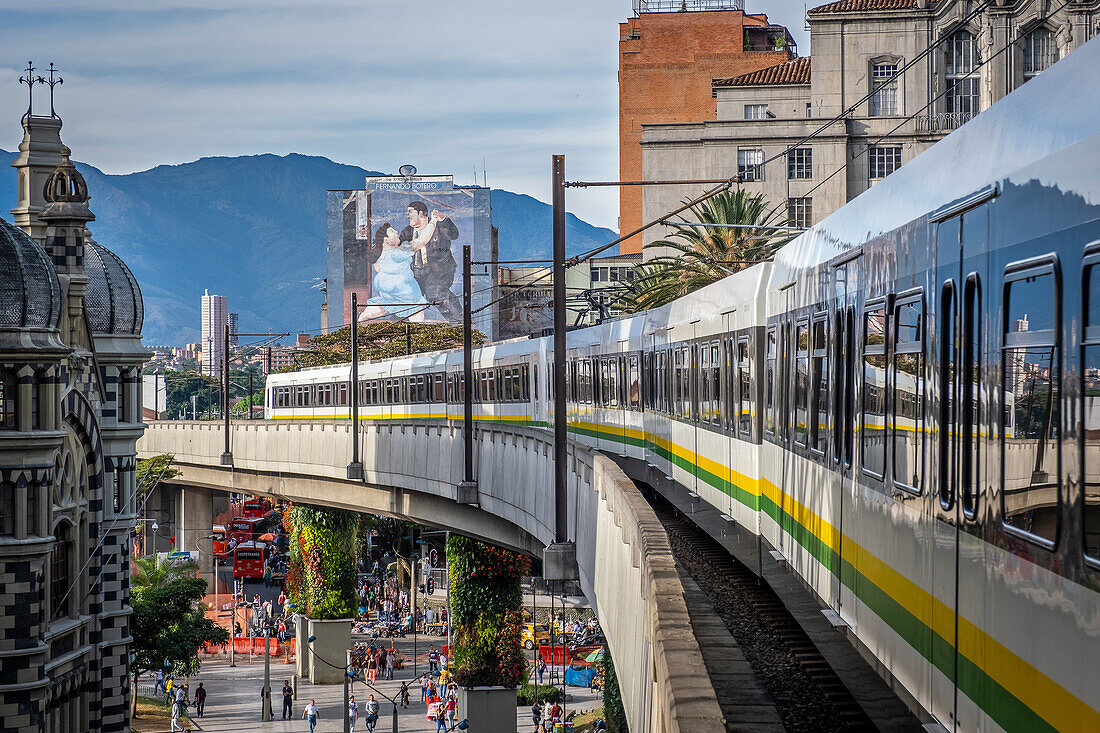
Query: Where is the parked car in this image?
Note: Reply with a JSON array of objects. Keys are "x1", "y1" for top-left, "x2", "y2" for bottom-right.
[{"x1": 522, "y1": 624, "x2": 552, "y2": 650}]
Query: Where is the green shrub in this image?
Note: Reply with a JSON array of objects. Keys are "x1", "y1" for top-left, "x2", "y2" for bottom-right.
[{"x1": 516, "y1": 682, "x2": 562, "y2": 706}]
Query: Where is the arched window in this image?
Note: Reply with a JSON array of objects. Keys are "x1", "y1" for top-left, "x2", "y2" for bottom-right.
[
  {"x1": 50, "y1": 523, "x2": 73, "y2": 618},
  {"x1": 870, "y1": 59, "x2": 900, "y2": 116},
  {"x1": 945, "y1": 30, "x2": 980, "y2": 118},
  {"x1": 1024, "y1": 27, "x2": 1057, "y2": 80},
  {"x1": 1, "y1": 371, "x2": 16, "y2": 429}
]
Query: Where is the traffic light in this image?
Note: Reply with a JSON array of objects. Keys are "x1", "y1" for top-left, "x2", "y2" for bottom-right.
[
  {"x1": 429, "y1": 549, "x2": 439, "y2": 568},
  {"x1": 427, "y1": 577, "x2": 435, "y2": 596}
]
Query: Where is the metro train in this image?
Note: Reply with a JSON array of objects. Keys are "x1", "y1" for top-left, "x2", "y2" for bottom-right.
[{"x1": 266, "y1": 41, "x2": 1100, "y2": 731}]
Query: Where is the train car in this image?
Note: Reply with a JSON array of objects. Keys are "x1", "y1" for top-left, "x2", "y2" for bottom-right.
[{"x1": 259, "y1": 38, "x2": 1100, "y2": 730}]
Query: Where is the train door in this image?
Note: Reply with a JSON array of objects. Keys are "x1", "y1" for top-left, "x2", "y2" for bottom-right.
[
  {"x1": 723, "y1": 312, "x2": 738, "y2": 521},
  {"x1": 932, "y1": 200, "x2": 990, "y2": 731}
]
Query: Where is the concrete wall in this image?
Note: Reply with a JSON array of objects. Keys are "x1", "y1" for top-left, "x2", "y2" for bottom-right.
[{"x1": 138, "y1": 420, "x2": 725, "y2": 732}]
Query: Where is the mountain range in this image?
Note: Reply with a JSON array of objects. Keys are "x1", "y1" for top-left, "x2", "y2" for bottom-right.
[{"x1": 0, "y1": 150, "x2": 618, "y2": 345}]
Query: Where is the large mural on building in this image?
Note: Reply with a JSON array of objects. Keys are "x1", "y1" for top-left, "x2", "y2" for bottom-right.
[{"x1": 327, "y1": 175, "x2": 495, "y2": 338}]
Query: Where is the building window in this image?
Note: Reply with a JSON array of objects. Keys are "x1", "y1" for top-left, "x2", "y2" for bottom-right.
[
  {"x1": 0, "y1": 483, "x2": 13, "y2": 535},
  {"x1": 26, "y1": 482, "x2": 37, "y2": 536},
  {"x1": 870, "y1": 62, "x2": 898, "y2": 116},
  {"x1": 117, "y1": 370, "x2": 129, "y2": 423},
  {"x1": 806, "y1": 102, "x2": 812, "y2": 118},
  {"x1": 738, "y1": 149, "x2": 764, "y2": 182},
  {"x1": 787, "y1": 197, "x2": 812, "y2": 228},
  {"x1": 868, "y1": 146, "x2": 902, "y2": 179},
  {"x1": 1024, "y1": 28, "x2": 1057, "y2": 80},
  {"x1": 1, "y1": 371, "x2": 15, "y2": 430},
  {"x1": 51, "y1": 523, "x2": 73, "y2": 618},
  {"x1": 945, "y1": 30, "x2": 980, "y2": 117},
  {"x1": 788, "y1": 148, "x2": 812, "y2": 179},
  {"x1": 744, "y1": 104, "x2": 768, "y2": 120}
]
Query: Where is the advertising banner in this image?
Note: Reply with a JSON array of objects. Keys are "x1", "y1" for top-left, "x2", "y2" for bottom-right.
[{"x1": 326, "y1": 174, "x2": 495, "y2": 339}]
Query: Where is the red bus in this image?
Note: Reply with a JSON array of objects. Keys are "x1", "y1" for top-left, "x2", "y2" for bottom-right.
[
  {"x1": 232, "y1": 541, "x2": 267, "y2": 580},
  {"x1": 242, "y1": 498, "x2": 272, "y2": 519},
  {"x1": 229, "y1": 517, "x2": 262, "y2": 545},
  {"x1": 212, "y1": 524, "x2": 228, "y2": 561}
]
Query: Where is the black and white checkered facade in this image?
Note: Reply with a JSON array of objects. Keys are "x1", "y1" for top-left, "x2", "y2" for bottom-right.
[{"x1": 1, "y1": 114, "x2": 146, "y2": 733}]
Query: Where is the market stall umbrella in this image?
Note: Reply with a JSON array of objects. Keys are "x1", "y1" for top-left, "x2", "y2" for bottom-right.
[
  {"x1": 258, "y1": 533, "x2": 276, "y2": 542},
  {"x1": 585, "y1": 648, "x2": 604, "y2": 663}
]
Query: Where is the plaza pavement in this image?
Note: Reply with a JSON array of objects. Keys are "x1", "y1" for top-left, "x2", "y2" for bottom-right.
[{"x1": 168, "y1": 635, "x2": 601, "y2": 733}]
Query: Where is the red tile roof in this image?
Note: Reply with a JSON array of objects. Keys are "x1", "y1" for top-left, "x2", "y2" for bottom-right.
[
  {"x1": 808, "y1": 0, "x2": 934, "y2": 14},
  {"x1": 716, "y1": 57, "x2": 811, "y2": 87}
]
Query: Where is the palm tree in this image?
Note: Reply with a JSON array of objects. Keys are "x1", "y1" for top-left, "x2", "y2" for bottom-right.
[
  {"x1": 131, "y1": 554, "x2": 200, "y2": 589},
  {"x1": 622, "y1": 189, "x2": 792, "y2": 312}
]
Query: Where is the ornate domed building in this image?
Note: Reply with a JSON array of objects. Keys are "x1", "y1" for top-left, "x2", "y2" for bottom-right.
[{"x1": 0, "y1": 104, "x2": 146, "y2": 732}]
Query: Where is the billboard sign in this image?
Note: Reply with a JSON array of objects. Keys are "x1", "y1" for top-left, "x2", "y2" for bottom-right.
[{"x1": 327, "y1": 174, "x2": 495, "y2": 339}]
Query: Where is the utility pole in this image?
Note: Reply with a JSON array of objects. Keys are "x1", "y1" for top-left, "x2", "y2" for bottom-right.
[
  {"x1": 405, "y1": 322, "x2": 412, "y2": 356},
  {"x1": 348, "y1": 293, "x2": 364, "y2": 480},
  {"x1": 458, "y1": 245, "x2": 477, "y2": 504},
  {"x1": 221, "y1": 323, "x2": 232, "y2": 465},
  {"x1": 545, "y1": 156, "x2": 578, "y2": 591},
  {"x1": 344, "y1": 651, "x2": 351, "y2": 733},
  {"x1": 262, "y1": 625, "x2": 273, "y2": 721},
  {"x1": 248, "y1": 370, "x2": 254, "y2": 420},
  {"x1": 552, "y1": 155, "x2": 568, "y2": 543}
]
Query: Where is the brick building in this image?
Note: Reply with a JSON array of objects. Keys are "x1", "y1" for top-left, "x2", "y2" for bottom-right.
[
  {"x1": 618, "y1": 0, "x2": 795, "y2": 253},
  {"x1": 0, "y1": 107, "x2": 146, "y2": 731}
]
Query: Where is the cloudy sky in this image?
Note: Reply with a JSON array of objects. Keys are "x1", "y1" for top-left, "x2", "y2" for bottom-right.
[{"x1": 0, "y1": 0, "x2": 808, "y2": 230}]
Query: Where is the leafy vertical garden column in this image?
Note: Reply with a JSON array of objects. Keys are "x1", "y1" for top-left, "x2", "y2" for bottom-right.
[
  {"x1": 447, "y1": 534, "x2": 531, "y2": 688},
  {"x1": 285, "y1": 504, "x2": 360, "y2": 619}
]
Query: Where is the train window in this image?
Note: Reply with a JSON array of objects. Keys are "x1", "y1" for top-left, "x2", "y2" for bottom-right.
[
  {"x1": 295, "y1": 385, "x2": 309, "y2": 407},
  {"x1": 700, "y1": 346, "x2": 711, "y2": 423},
  {"x1": 844, "y1": 307, "x2": 855, "y2": 466},
  {"x1": 608, "y1": 359, "x2": 619, "y2": 408},
  {"x1": 961, "y1": 277, "x2": 980, "y2": 517},
  {"x1": 1002, "y1": 262, "x2": 1060, "y2": 546},
  {"x1": 685, "y1": 346, "x2": 695, "y2": 420},
  {"x1": 738, "y1": 337, "x2": 752, "y2": 437},
  {"x1": 765, "y1": 328, "x2": 777, "y2": 436},
  {"x1": 337, "y1": 382, "x2": 349, "y2": 406},
  {"x1": 892, "y1": 294, "x2": 924, "y2": 493},
  {"x1": 709, "y1": 343, "x2": 721, "y2": 426},
  {"x1": 629, "y1": 355, "x2": 641, "y2": 410},
  {"x1": 811, "y1": 315, "x2": 828, "y2": 454},
  {"x1": 795, "y1": 321, "x2": 809, "y2": 447},
  {"x1": 668, "y1": 345, "x2": 677, "y2": 413},
  {"x1": 832, "y1": 311, "x2": 843, "y2": 463},
  {"x1": 1082, "y1": 251, "x2": 1100, "y2": 561},
  {"x1": 781, "y1": 324, "x2": 792, "y2": 443},
  {"x1": 862, "y1": 302, "x2": 888, "y2": 479}
]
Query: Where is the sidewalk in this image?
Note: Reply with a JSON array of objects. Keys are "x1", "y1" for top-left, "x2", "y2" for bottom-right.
[{"x1": 179, "y1": 635, "x2": 602, "y2": 732}]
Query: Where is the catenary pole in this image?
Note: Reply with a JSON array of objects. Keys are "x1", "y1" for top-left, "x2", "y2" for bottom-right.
[
  {"x1": 220, "y1": 323, "x2": 232, "y2": 465},
  {"x1": 552, "y1": 155, "x2": 568, "y2": 543},
  {"x1": 348, "y1": 293, "x2": 364, "y2": 480}
]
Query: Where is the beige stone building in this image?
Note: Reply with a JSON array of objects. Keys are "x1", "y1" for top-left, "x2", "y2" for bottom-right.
[{"x1": 640, "y1": 0, "x2": 1100, "y2": 251}]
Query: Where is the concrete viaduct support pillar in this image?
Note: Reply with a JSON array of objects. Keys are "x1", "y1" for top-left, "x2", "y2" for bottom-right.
[{"x1": 177, "y1": 484, "x2": 214, "y2": 586}]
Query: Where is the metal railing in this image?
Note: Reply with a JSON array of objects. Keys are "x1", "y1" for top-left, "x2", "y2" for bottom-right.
[
  {"x1": 915, "y1": 111, "x2": 975, "y2": 132},
  {"x1": 635, "y1": 0, "x2": 743, "y2": 12}
]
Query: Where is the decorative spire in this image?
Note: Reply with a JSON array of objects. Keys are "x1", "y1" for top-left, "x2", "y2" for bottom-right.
[
  {"x1": 18, "y1": 61, "x2": 44, "y2": 119},
  {"x1": 43, "y1": 63, "x2": 63, "y2": 118}
]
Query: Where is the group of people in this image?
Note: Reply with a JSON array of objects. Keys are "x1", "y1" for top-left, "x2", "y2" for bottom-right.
[
  {"x1": 153, "y1": 670, "x2": 208, "y2": 731},
  {"x1": 355, "y1": 571, "x2": 448, "y2": 636},
  {"x1": 530, "y1": 699, "x2": 566, "y2": 733}
]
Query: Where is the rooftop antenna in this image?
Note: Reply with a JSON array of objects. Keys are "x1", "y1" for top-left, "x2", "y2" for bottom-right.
[
  {"x1": 483, "y1": 159, "x2": 487, "y2": 188},
  {"x1": 18, "y1": 61, "x2": 43, "y2": 119},
  {"x1": 43, "y1": 63, "x2": 63, "y2": 118}
]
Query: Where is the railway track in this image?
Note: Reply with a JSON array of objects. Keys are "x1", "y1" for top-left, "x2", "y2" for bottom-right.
[{"x1": 648, "y1": 491, "x2": 876, "y2": 732}]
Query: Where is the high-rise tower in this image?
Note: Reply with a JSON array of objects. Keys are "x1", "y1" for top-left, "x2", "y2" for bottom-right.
[{"x1": 201, "y1": 289, "x2": 228, "y2": 377}]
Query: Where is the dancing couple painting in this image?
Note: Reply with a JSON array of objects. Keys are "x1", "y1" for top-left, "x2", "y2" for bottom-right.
[{"x1": 359, "y1": 200, "x2": 463, "y2": 323}]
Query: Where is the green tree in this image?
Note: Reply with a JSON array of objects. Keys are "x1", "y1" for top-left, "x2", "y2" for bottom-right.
[
  {"x1": 623, "y1": 189, "x2": 791, "y2": 312},
  {"x1": 295, "y1": 322, "x2": 483, "y2": 369},
  {"x1": 135, "y1": 454, "x2": 179, "y2": 497},
  {"x1": 131, "y1": 555, "x2": 200, "y2": 588},
  {"x1": 130, "y1": 576, "x2": 227, "y2": 717}
]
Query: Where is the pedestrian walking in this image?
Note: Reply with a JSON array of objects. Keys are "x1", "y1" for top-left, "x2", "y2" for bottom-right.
[
  {"x1": 153, "y1": 669, "x2": 165, "y2": 698},
  {"x1": 302, "y1": 698, "x2": 319, "y2": 733},
  {"x1": 427, "y1": 644, "x2": 439, "y2": 672},
  {"x1": 364, "y1": 695, "x2": 380, "y2": 732},
  {"x1": 367, "y1": 649, "x2": 378, "y2": 683},
  {"x1": 282, "y1": 680, "x2": 294, "y2": 719},
  {"x1": 420, "y1": 673, "x2": 429, "y2": 703},
  {"x1": 537, "y1": 657, "x2": 546, "y2": 685},
  {"x1": 348, "y1": 695, "x2": 360, "y2": 732},
  {"x1": 170, "y1": 699, "x2": 184, "y2": 732},
  {"x1": 434, "y1": 705, "x2": 447, "y2": 733},
  {"x1": 531, "y1": 700, "x2": 542, "y2": 733},
  {"x1": 400, "y1": 681, "x2": 410, "y2": 709},
  {"x1": 446, "y1": 694, "x2": 457, "y2": 729},
  {"x1": 385, "y1": 648, "x2": 395, "y2": 680},
  {"x1": 193, "y1": 682, "x2": 206, "y2": 718}
]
